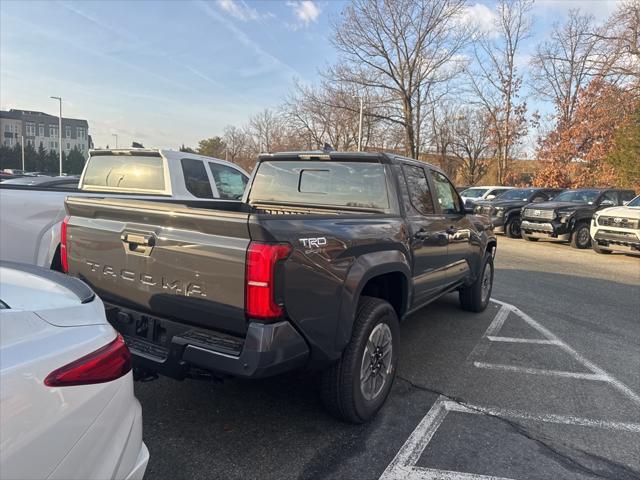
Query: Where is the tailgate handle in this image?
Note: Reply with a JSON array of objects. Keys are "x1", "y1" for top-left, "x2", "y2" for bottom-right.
[{"x1": 121, "y1": 232, "x2": 156, "y2": 255}]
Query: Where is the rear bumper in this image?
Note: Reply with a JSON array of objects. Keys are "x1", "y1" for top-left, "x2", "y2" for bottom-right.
[
  {"x1": 125, "y1": 443, "x2": 149, "y2": 480},
  {"x1": 106, "y1": 305, "x2": 309, "y2": 379}
]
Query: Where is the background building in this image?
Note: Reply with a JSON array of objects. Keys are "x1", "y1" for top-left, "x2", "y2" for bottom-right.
[{"x1": 0, "y1": 109, "x2": 91, "y2": 159}]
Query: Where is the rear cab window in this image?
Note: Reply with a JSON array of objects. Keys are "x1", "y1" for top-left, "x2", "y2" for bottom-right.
[
  {"x1": 248, "y1": 160, "x2": 390, "y2": 212},
  {"x1": 81, "y1": 153, "x2": 167, "y2": 194}
]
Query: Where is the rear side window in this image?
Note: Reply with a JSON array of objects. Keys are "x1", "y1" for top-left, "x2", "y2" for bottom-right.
[
  {"x1": 403, "y1": 165, "x2": 434, "y2": 215},
  {"x1": 208, "y1": 163, "x2": 247, "y2": 200},
  {"x1": 181, "y1": 158, "x2": 213, "y2": 199},
  {"x1": 82, "y1": 155, "x2": 165, "y2": 192},
  {"x1": 249, "y1": 161, "x2": 390, "y2": 211},
  {"x1": 430, "y1": 170, "x2": 461, "y2": 214}
]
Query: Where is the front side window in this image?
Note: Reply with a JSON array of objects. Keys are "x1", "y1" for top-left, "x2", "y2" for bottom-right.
[
  {"x1": 430, "y1": 170, "x2": 461, "y2": 214},
  {"x1": 620, "y1": 191, "x2": 636, "y2": 203},
  {"x1": 181, "y1": 158, "x2": 213, "y2": 199},
  {"x1": 208, "y1": 162, "x2": 247, "y2": 200},
  {"x1": 599, "y1": 191, "x2": 618, "y2": 205},
  {"x1": 460, "y1": 187, "x2": 489, "y2": 198},
  {"x1": 403, "y1": 165, "x2": 434, "y2": 215}
]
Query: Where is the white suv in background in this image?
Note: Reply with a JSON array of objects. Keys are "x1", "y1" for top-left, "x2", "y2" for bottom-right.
[
  {"x1": 591, "y1": 195, "x2": 640, "y2": 255},
  {"x1": 460, "y1": 186, "x2": 514, "y2": 210}
]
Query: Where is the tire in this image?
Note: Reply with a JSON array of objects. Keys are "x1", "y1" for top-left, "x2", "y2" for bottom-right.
[
  {"x1": 459, "y1": 252, "x2": 493, "y2": 313},
  {"x1": 504, "y1": 216, "x2": 522, "y2": 239},
  {"x1": 570, "y1": 222, "x2": 591, "y2": 249},
  {"x1": 321, "y1": 296, "x2": 399, "y2": 423},
  {"x1": 521, "y1": 231, "x2": 539, "y2": 242},
  {"x1": 592, "y1": 242, "x2": 612, "y2": 254}
]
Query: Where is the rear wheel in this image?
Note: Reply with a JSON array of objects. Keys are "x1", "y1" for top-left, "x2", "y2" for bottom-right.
[
  {"x1": 592, "y1": 242, "x2": 612, "y2": 254},
  {"x1": 504, "y1": 216, "x2": 522, "y2": 238},
  {"x1": 459, "y1": 252, "x2": 493, "y2": 312},
  {"x1": 321, "y1": 296, "x2": 399, "y2": 423},
  {"x1": 570, "y1": 222, "x2": 591, "y2": 249},
  {"x1": 521, "y1": 231, "x2": 539, "y2": 242}
]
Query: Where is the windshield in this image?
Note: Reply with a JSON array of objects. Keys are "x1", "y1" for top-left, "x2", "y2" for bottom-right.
[
  {"x1": 552, "y1": 189, "x2": 600, "y2": 204},
  {"x1": 460, "y1": 188, "x2": 489, "y2": 198},
  {"x1": 496, "y1": 188, "x2": 537, "y2": 201},
  {"x1": 249, "y1": 161, "x2": 390, "y2": 211},
  {"x1": 81, "y1": 155, "x2": 166, "y2": 192},
  {"x1": 627, "y1": 196, "x2": 640, "y2": 207}
]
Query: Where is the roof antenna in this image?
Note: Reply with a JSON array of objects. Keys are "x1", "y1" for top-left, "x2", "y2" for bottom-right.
[{"x1": 322, "y1": 143, "x2": 335, "y2": 153}]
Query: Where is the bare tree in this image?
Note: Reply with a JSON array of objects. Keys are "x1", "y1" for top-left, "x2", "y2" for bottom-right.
[
  {"x1": 247, "y1": 109, "x2": 284, "y2": 153},
  {"x1": 329, "y1": 0, "x2": 470, "y2": 159},
  {"x1": 451, "y1": 109, "x2": 494, "y2": 184},
  {"x1": 591, "y1": 0, "x2": 640, "y2": 82},
  {"x1": 467, "y1": 0, "x2": 532, "y2": 184},
  {"x1": 530, "y1": 10, "x2": 600, "y2": 128},
  {"x1": 223, "y1": 125, "x2": 249, "y2": 162}
]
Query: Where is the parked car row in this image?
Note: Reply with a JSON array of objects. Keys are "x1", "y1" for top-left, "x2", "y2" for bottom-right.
[{"x1": 471, "y1": 186, "x2": 638, "y2": 255}]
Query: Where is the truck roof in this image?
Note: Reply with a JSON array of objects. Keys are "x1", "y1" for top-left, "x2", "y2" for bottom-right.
[
  {"x1": 89, "y1": 148, "x2": 230, "y2": 164},
  {"x1": 258, "y1": 150, "x2": 443, "y2": 172}
]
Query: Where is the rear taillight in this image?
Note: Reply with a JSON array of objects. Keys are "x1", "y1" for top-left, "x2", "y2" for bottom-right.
[
  {"x1": 44, "y1": 334, "x2": 132, "y2": 387},
  {"x1": 60, "y1": 216, "x2": 70, "y2": 273},
  {"x1": 245, "y1": 242, "x2": 292, "y2": 321}
]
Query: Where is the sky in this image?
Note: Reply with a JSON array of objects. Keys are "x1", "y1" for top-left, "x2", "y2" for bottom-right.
[{"x1": 0, "y1": 0, "x2": 622, "y2": 150}]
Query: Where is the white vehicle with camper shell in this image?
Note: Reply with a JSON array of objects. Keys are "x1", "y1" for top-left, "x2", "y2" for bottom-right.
[
  {"x1": 0, "y1": 261, "x2": 148, "y2": 479},
  {"x1": 0, "y1": 148, "x2": 249, "y2": 270},
  {"x1": 459, "y1": 185, "x2": 514, "y2": 210},
  {"x1": 591, "y1": 195, "x2": 640, "y2": 255}
]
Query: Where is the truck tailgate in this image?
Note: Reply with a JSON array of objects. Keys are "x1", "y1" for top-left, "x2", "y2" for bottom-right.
[{"x1": 65, "y1": 197, "x2": 250, "y2": 336}]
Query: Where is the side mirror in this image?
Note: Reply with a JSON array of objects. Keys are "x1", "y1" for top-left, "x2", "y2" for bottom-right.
[
  {"x1": 486, "y1": 194, "x2": 496, "y2": 200},
  {"x1": 599, "y1": 199, "x2": 615, "y2": 208}
]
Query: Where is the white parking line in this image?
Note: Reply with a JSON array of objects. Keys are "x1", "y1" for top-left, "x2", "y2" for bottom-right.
[
  {"x1": 380, "y1": 395, "x2": 640, "y2": 480},
  {"x1": 381, "y1": 301, "x2": 640, "y2": 480},
  {"x1": 486, "y1": 336, "x2": 560, "y2": 345},
  {"x1": 472, "y1": 362, "x2": 609, "y2": 381},
  {"x1": 491, "y1": 299, "x2": 640, "y2": 406}
]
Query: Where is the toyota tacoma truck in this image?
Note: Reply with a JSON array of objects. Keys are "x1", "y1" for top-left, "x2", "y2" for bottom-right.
[
  {"x1": 591, "y1": 194, "x2": 640, "y2": 255},
  {"x1": 62, "y1": 151, "x2": 496, "y2": 423},
  {"x1": 520, "y1": 188, "x2": 636, "y2": 248},
  {"x1": 474, "y1": 187, "x2": 564, "y2": 238}
]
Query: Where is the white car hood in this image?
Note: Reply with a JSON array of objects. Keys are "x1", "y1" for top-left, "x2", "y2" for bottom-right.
[{"x1": 597, "y1": 206, "x2": 640, "y2": 220}]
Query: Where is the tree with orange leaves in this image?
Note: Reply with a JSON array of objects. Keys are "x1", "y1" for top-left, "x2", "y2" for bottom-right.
[{"x1": 534, "y1": 78, "x2": 638, "y2": 187}]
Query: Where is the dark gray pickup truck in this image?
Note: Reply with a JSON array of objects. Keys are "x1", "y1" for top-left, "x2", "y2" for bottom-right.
[{"x1": 63, "y1": 151, "x2": 496, "y2": 422}]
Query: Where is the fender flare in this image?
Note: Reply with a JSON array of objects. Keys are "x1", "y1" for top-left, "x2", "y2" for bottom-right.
[{"x1": 335, "y1": 250, "x2": 411, "y2": 350}]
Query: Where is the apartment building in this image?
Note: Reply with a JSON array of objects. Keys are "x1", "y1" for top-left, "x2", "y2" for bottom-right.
[{"x1": 0, "y1": 109, "x2": 92, "y2": 158}]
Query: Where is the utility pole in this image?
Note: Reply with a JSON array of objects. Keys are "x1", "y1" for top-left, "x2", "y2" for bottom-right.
[
  {"x1": 50, "y1": 96, "x2": 63, "y2": 176},
  {"x1": 21, "y1": 135, "x2": 25, "y2": 171},
  {"x1": 357, "y1": 96, "x2": 364, "y2": 152}
]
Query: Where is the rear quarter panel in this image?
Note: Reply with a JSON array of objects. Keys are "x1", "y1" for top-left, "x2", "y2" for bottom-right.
[{"x1": 252, "y1": 214, "x2": 411, "y2": 364}]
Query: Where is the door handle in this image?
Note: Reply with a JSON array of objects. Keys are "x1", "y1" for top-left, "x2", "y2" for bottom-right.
[
  {"x1": 414, "y1": 228, "x2": 430, "y2": 239},
  {"x1": 121, "y1": 232, "x2": 156, "y2": 255}
]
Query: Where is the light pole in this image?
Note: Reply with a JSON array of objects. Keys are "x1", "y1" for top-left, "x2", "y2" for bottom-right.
[
  {"x1": 50, "y1": 96, "x2": 63, "y2": 176},
  {"x1": 21, "y1": 135, "x2": 25, "y2": 171},
  {"x1": 357, "y1": 96, "x2": 364, "y2": 152},
  {"x1": 112, "y1": 134, "x2": 118, "y2": 148}
]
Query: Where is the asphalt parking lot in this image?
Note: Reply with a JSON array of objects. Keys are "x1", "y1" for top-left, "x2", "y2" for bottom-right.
[{"x1": 136, "y1": 237, "x2": 640, "y2": 480}]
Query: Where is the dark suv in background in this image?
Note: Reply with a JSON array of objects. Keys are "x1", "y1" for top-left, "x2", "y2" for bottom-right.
[
  {"x1": 520, "y1": 188, "x2": 636, "y2": 248},
  {"x1": 474, "y1": 188, "x2": 564, "y2": 238}
]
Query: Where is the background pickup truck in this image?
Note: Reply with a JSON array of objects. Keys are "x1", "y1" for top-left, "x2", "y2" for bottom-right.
[
  {"x1": 63, "y1": 151, "x2": 496, "y2": 423},
  {"x1": 520, "y1": 188, "x2": 636, "y2": 248},
  {"x1": 591, "y1": 195, "x2": 640, "y2": 255},
  {"x1": 0, "y1": 148, "x2": 248, "y2": 269}
]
